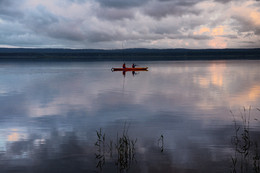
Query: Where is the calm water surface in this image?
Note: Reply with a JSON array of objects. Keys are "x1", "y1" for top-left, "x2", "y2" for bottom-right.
[{"x1": 0, "y1": 60, "x2": 260, "y2": 173}]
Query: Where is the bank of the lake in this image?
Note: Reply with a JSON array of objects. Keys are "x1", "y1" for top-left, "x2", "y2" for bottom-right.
[{"x1": 0, "y1": 48, "x2": 260, "y2": 61}]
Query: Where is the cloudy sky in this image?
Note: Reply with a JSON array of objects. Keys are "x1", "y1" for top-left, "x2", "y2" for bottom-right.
[{"x1": 0, "y1": 0, "x2": 260, "y2": 49}]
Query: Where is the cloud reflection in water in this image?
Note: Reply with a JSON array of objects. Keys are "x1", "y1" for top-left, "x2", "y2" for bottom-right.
[{"x1": 0, "y1": 61, "x2": 259, "y2": 172}]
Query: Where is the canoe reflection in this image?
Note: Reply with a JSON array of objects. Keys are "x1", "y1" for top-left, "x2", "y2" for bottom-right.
[{"x1": 122, "y1": 71, "x2": 141, "y2": 77}]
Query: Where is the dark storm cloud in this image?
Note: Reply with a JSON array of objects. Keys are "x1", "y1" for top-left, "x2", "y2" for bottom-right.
[
  {"x1": 143, "y1": 0, "x2": 202, "y2": 19},
  {"x1": 152, "y1": 26, "x2": 212, "y2": 40},
  {"x1": 231, "y1": 15, "x2": 260, "y2": 36},
  {"x1": 221, "y1": 34, "x2": 238, "y2": 39},
  {"x1": 97, "y1": 0, "x2": 149, "y2": 8},
  {"x1": 22, "y1": 5, "x2": 85, "y2": 41},
  {"x1": 85, "y1": 29, "x2": 144, "y2": 42},
  {"x1": 0, "y1": 0, "x2": 24, "y2": 19},
  {"x1": 0, "y1": 1, "x2": 86, "y2": 43},
  {"x1": 152, "y1": 24, "x2": 180, "y2": 35},
  {"x1": 0, "y1": 0, "x2": 259, "y2": 48},
  {"x1": 0, "y1": 0, "x2": 230, "y2": 47},
  {"x1": 66, "y1": 0, "x2": 87, "y2": 3},
  {"x1": 214, "y1": 0, "x2": 232, "y2": 3},
  {"x1": 96, "y1": 8, "x2": 135, "y2": 20},
  {"x1": 87, "y1": 31, "x2": 117, "y2": 42},
  {"x1": 186, "y1": 34, "x2": 212, "y2": 40},
  {"x1": 156, "y1": 0, "x2": 201, "y2": 5},
  {"x1": 49, "y1": 26, "x2": 85, "y2": 41},
  {"x1": 25, "y1": 5, "x2": 59, "y2": 27},
  {"x1": 0, "y1": 0, "x2": 14, "y2": 10}
]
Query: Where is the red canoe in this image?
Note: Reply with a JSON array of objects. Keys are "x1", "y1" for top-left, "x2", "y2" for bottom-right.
[{"x1": 111, "y1": 67, "x2": 148, "y2": 71}]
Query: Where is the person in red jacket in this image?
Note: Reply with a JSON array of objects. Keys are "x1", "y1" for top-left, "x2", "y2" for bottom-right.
[{"x1": 122, "y1": 63, "x2": 126, "y2": 69}]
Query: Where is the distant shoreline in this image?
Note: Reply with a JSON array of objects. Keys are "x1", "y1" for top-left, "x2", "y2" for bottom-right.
[{"x1": 0, "y1": 48, "x2": 260, "y2": 61}]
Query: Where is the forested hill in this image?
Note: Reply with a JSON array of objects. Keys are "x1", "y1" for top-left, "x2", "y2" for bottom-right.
[{"x1": 0, "y1": 48, "x2": 260, "y2": 61}]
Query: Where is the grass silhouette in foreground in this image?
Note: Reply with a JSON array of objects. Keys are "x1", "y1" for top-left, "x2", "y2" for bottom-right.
[
  {"x1": 231, "y1": 107, "x2": 260, "y2": 173},
  {"x1": 95, "y1": 123, "x2": 137, "y2": 172}
]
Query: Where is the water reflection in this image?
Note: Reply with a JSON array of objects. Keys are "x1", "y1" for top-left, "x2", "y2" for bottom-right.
[
  {"x1": 0, "y1": 60, "x2": 259, "y2": 172},
  {"x1": 0, "y1": 125, "x2": 232, "y2": 172},
  {"x1": 193, "y1": 62, "x2": 226, "y2": 88}
]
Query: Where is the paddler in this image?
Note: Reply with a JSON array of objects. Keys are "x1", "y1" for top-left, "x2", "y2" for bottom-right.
[
  {"x1": 123, "y1": 63, "x2": 126, "y2": 69},
  {"x1": 132, "y1": 63, "x2": 136, "y2": 68}
]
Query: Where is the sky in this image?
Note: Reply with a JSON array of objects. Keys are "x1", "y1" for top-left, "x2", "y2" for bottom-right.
[{"x1": 0, "y1": 0, "x2": 260, "y2": 49}]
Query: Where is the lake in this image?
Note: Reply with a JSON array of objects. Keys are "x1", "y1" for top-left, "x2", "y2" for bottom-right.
[{"x1": 0, "y1": 60, "x2": 259, "y2": 173}]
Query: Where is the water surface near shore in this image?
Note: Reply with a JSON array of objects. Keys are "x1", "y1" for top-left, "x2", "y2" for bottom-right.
[{"x1": 0, "y1": 60, "x2": 259, "y2": 172}]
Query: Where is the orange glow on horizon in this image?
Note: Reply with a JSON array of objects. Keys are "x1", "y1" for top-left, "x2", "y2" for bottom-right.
[
  {"x1": 194, "y1": 26, "x2": 227, "y2": 48},
  {"x1": 209, "y1": 38, "x2": 227, "y2": 48},
  {"x1": 211, "y1": 26, "x2": 224, "y2": 36}
]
